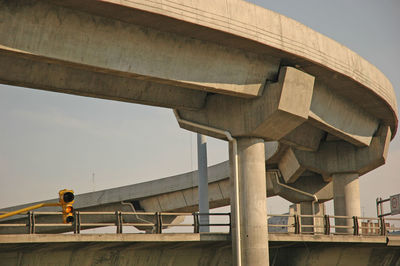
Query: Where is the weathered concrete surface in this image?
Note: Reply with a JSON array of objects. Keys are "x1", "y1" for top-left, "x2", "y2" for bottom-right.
[
  {"x1": 298, "y1": 202, "x2": 325, "y2": 233},
  {"x1": 0, "y1": 0, "x2": 396, "y2": 198},
  {"x1": 289, "y1": 125, "x2": 392, "y2": 178},
  {"x1": 3, "y1": 0, "x2": 395, "y2": 132},
  {"x1": 177, "y1": 67, "x2": 315, "y2": 141},
  {"x1": 0, "y1": 0, "x2": 397, "y2": 137},
  {"x1": 0, "y1": 234, "x2": 232, "y2": 266},
  {"x1": 270, "y1": 242, "x2": 400, "y2": 266},
  {"x1": 333, "y1": 173, "x2": 361, "y2": 233},
  {"x1": 0, "y1": 3, "x2": 399, "y2": 263},
  {"x1": 0, "y1": 234, "x2": 399, "y2": 266},
  {"x1": 268, "y1": 170, "x2": 333, "y2": 203},
  {"x1": 0, "y1": 0, "x2": 279, "y2": 101},
  {"x1": 232, "y1": 138, "x2": 269, "y2": 266},
  {"x1": 309, "y1": 81, "x2": 379, "y2": 147}
]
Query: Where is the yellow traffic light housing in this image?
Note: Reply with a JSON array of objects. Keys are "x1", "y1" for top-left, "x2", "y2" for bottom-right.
[{"x1": 59, "y1": 189, "x2": 75, "y2": 224}]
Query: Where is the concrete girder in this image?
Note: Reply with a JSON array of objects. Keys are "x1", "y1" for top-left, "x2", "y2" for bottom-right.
[
  {"x1": 290, "y1": 125, "x2": 391, "y2": 178},
  {"x1": 177, "y1": 67, "x2": 315, "y2": 141},
  {"x1": 280, "y1": 122, "x2": 325, "y2": 151},
  {"x1": 139, "y1": 179, "x2": 230, "y2": 213},
  {"x1": 0, "y1": 49, "x2": 207, "y2": 110},
  {"x1": 308, "y1": 81, "x2": 379, "y2": 147},
  {"x1": 0, "y1": 0, "x2": 279, "y2": 98},
  {"x1": 278, "y1": 148, "x2": 306, "y2": 183}
]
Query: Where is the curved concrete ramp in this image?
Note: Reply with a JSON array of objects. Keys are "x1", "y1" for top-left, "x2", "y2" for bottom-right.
[{"x1": 0, "y1": 154, "x2": 332, "y2": 234}]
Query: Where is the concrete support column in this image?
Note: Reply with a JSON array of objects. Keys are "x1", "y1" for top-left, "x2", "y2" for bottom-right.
[
  {"x1": 333, "y1": 173, "x2": 361, "y2": 233},
  {"x1": 297, "y1": 202, "x2": 325, "y2": 233},
  {"x1": 197, "y1": 134, "x2": 209, "y2": 232},
  {"x1": 299, "y1": 202, "x2": 314, "y2": 233},
  {"x1": 230, "y1": 138, "x2": 269, "y2": 266}
]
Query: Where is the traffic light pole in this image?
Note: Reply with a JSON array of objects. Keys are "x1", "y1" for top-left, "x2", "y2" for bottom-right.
[{"x1": 0, "y1": 202, "x2": 61, "y2": 220}]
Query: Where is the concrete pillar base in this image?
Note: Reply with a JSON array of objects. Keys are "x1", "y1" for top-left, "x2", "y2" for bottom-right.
[
  {"x1": 289, "y1": 202, "x2": 325, "y2": 233},
  {"x1": 333, "y1": 173, "x2": 361, "y2": 233}
]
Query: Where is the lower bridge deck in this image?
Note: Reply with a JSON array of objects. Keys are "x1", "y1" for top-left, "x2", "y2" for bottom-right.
[{"x1": 1, "y1": 233, "x2": 399, "y2": 266}]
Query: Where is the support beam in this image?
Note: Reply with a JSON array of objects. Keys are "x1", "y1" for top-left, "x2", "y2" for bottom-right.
[
  {"x1": 178, "y1": 67, "x2": 315, "y2": 141},
  {"x1": 280, "y1": 123, "x2": 324, "y2": 151},
  {"x1": 231, "y1": 138, "x2": 269, "y2": 266},
  {"x1": 309, "y1": 81, "x2": 379, "y2": 147},
  {"x1": 0, "y1": 50, "x2": 207, "y2": 110},
  {"x1": 290, "y1": 125, "x2": 392, "y2": 177},
  {"x1": 197, "y1": 134, "x2": 209, "y2": 232},
  {"x1": 332, "y1": 173, "x2": 361, "y2": 233},
  {"x1": 278, "y1": 148, "x2": 305, "y2": 183}
]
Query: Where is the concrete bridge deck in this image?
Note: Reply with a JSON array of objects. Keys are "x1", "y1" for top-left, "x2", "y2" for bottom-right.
[{"x1": 1, "y1": 233, "x2": 399, "y2": 266}]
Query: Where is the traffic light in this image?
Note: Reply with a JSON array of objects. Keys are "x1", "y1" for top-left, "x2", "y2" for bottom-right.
[{"x1": 59, "y1": 189, "x2": 75, "y2": 224}]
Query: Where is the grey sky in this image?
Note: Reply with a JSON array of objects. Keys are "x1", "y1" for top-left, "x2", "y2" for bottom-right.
[{"x1": 0, "y1": 0, "x2": 399, "y2": 216}]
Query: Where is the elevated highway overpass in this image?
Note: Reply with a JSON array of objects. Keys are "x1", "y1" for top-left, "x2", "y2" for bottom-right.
[{"x1": 0, "y1": 0, "x2": 398, "y2": 265}]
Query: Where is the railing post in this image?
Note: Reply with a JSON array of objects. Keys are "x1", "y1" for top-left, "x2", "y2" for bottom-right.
[
  {"x1": 115, "y1": 211, "x2": 123, "y2": 234},
  {"x1": 155, "y1": 212, "x2": 162, "y2": 234},
  {"x1": 379, "y1": 216, "x2": 386, "y2": 236},
  {"x1": 324, "y1": 215, "x2": 330, "y2": 235},
  {"x1": 353, "y1": 216, "x2": 359, "y2": 235},
  {"x1": 294, "y1": 214, "x2": 300, "y2": 234},
  {"x1": 193, "y1": 212, "x2": 200, "y2": 233},
  {"x1": 27, "y1": 211, "x2": 35, "y2": 234},
  {"x1": 74, "y1": 211, "x2": 81, "y2": 234},
  {"x1": 228, "y1": 212, "x2": 232, "y2": 235}
]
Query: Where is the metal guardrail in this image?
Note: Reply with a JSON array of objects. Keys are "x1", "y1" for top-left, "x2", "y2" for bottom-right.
[
  {"x1": 0, "y1": 211, "x2": 399, "y2": 235},
  {"x1": 0, "y1": 211, "x2": 231, "y2": 234}
]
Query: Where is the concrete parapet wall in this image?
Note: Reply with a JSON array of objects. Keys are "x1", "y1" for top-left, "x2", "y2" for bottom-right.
[{"x1": 1, "y1": 234, "x2": 399, "y2": 266}]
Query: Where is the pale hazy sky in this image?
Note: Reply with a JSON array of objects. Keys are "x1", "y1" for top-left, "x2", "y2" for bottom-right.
[{"x1": 0, "y1": 0, "x2": 399, "y2": 217}]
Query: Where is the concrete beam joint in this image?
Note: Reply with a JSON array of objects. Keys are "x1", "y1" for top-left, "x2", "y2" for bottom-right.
[
  {"x1": 290, "y1": 125, "x2": 392, "y2": 177},
  {"x1": 177, "y1": 67, "x2": 315, "y2": 141},
  {"x1": 278, "y1": 148, "x2": 305, "y2": 183},
  {"x1": 309, "y1": 81, "x2": 379, "y2": 147}
]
